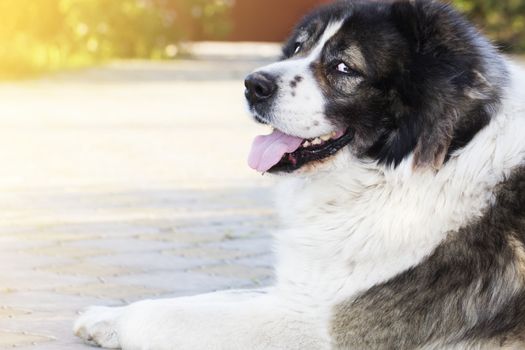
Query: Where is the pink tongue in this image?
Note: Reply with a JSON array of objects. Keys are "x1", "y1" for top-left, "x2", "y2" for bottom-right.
[{"x1": 248, "y1": 129, "x2": 303, "y2": 172}]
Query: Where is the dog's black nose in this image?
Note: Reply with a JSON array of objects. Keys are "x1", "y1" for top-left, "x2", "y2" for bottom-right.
[{"x1": 244, "y1": 72, "x2": 277, "y2": 104}]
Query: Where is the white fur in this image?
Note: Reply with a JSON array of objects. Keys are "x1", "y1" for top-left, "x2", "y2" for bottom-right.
[
  {"x1": 74, "y1": 62, "x2": 525, "y2": 350},
  {"x1": 250, "y1": 20, "x2": 344, "y2": 139}
]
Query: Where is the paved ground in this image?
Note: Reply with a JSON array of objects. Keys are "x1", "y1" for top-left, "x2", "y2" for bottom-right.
[{"x1": 0, "y1": 44, "x2": 280, "y2": 349}]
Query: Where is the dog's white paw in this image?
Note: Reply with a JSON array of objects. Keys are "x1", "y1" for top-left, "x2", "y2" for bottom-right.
[{"x1": 74, "y1": 306, "x2": 123, "y2": 349}]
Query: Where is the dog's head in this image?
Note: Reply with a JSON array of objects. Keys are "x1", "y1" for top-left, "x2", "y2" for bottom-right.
[{"x1": 245, "y1": 0, "x2": 507, "y2": 175}]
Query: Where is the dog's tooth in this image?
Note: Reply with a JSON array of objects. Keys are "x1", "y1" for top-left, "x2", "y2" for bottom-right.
[
  {"x1": 312, "y1": 138, "x2": 323, "y2": 145},
  {"x1": 302, "y1": 141, "x2": 311, "y2": 148},
  {"x1": 331, "y1": 131, "x2": 337, "y2": 138},
  {"x1": 320, "y1": 134, "x2": 331, "y2": 141}
]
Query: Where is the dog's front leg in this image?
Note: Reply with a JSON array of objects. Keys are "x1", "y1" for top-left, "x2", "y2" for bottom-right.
[{"x1": 74, "y1": 289, "x2": 330, "y2": 350}]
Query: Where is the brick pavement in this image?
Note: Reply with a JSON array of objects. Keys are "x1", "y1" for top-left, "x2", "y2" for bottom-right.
[{"x1": 0, "y1": 44, "x2": 280, "y2": 349}]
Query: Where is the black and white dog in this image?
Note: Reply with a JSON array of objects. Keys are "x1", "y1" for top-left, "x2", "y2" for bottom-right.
[{"x1": 75, "y1": 0, "x2": 525, "y2": 348}]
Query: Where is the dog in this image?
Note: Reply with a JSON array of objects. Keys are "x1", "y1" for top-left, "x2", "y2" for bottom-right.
[{"x1": 74, "y1": 0, "x2": 525, "y2": 348}]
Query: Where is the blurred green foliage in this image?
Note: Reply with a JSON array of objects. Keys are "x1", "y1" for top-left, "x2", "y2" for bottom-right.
[
  {"x1": 0, "y1": 0, "x2": 231, "y2": 79},
  {"x1": 453, "y1": 0, "x2": 525, "y2": 52},
  {"x1": 154, "y1": 0, "x2": 233, "y2": 39}
]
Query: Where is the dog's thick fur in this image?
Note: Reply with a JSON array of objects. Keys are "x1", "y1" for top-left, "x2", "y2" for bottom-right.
[{"x1": 74, "y1": 0, "x2": 525, "y2": 349}]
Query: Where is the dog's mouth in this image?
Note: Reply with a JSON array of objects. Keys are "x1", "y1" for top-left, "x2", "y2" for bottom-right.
[{"x1": 248, "y1": 127, "x2": 354, "y2": 173}]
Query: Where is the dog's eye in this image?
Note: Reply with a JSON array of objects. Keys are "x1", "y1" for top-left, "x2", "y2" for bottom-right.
[
  {"x1": 293, "y1": 43, "x2": 302, "y2": 55},
  {"x1": 336, "y1": 62, "x2": 352, "y2": 74}
]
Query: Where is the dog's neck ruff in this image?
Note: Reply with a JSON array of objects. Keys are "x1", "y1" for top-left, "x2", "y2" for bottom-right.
[{"x1": 272, "y1": 60, "x2": 525, "y2": 305}]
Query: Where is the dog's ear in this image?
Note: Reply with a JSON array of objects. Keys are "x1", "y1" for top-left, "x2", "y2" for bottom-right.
[
  {"x1": 389, "y1": 0, "x2": 455, "y2": 170},
  {"x1": 389, "y1": 0, "x2": 498, "y2": 171},
  {"x1": 411, "y1": 69, "x2": 495, "y2": 170}
]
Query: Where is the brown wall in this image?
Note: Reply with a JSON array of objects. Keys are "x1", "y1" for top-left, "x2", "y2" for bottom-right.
[{"x1": 228, "y1": 0, "x2": 330, "y2": 42}]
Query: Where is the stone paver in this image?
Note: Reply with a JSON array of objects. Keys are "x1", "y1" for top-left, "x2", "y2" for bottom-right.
[
  {"x1": 0, "y1": 331, "x2": 54, "y2": 348},
  {"x1": 0, "y1": 43, "x2": 280, "y2": 349}
]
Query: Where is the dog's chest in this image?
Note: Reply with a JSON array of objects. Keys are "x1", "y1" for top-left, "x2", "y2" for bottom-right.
[{"x1": 272, "y1": 168, "x2": 498, "y2": 303}]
